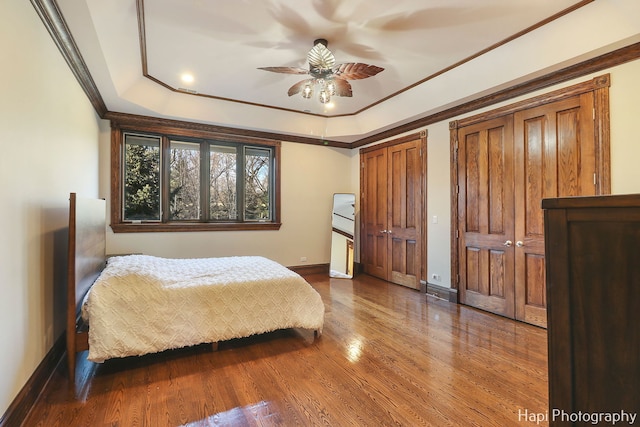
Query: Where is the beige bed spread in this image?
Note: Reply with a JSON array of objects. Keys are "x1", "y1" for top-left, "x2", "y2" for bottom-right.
[{"x1": 82, "y1": 255, "x2": 325, "y2": 362}]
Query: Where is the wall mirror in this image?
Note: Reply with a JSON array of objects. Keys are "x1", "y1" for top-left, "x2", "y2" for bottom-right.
[{"x1": 330, "y1": 193, "x2": 355, "y2": 278}]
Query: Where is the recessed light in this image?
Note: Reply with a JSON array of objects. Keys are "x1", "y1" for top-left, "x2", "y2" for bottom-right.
[{"x1": 181, "y1": 73, "x2": 194, "y2": 84}]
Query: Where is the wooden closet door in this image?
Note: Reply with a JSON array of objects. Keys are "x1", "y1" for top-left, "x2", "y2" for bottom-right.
[
  {"x1": 513, "y1": 93, "x2": 597, "y2": 327},
  {"x1": 388, "y1": 140, "x2": 422, "y2": 289},
  {"x1": 457, "y1": 116, "x2": 516, "y2": 318},
  {"x1": 361, "y1": 136, "x2": 424, "y2": 288},
  {"x1": 362, "y1": 148, "x2": 388, "y2": 279}
]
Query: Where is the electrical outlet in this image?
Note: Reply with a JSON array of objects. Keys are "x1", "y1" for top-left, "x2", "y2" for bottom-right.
[
  {"x1": 431, "y1": 273, "x2": 441, "y2": 281},
  {"x1": 300, "y1": 256, "x2": 307, "y2": 262}
]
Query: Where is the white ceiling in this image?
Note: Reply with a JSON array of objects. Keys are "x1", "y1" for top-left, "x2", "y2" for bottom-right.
[{"x1": 53, "y1": 0, "x2": 629, "y2": 143}]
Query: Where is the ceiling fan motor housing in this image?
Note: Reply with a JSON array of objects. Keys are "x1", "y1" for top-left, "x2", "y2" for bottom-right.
[{"x1": 313, "y1": 38, "x2": 328, "y2": 47}]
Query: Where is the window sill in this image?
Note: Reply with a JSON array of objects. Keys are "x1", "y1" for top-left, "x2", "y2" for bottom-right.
[{"x1": 110, "y1": 222, "x2": 282, "y2": 233}]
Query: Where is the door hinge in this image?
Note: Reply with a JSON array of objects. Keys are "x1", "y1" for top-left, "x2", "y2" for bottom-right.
[
  {"x1": 594, "y1": 172, "x2": 597, "y2": 186},
  {"x1": 455, "y1": 229, "x2": 459, "y2": 238},
  {"x1": 593, "y1": 108, "x2": 596, "y2": 120}
]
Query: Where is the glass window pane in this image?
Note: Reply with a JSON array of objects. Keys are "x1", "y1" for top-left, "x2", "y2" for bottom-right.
[
  {"x1": 169, "y1": 140, "x2": 201, "y2": 220},
  {"x1": 123, "y1": 134, "x2": 161, "y2": 221},
  {"x1": 244, "y1": 147, "x2": 271, "y2": 221},
  {"x1": 210, "y1": 144, "x2": 237, "y2": 220}
]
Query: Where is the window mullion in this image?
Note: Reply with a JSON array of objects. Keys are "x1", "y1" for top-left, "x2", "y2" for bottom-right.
[
  {"x1": 269, "y1": 148, "x2": 276, "y2": 221},
  {"x1": 161, "y1": 136, "x2": 170, "y2": 222},
  {"x1": 237, "y1": 145, "x2": 245, "y2": 222},
  {"x1": 201, "y1": 142, "x2": 210, "y2": 221}
]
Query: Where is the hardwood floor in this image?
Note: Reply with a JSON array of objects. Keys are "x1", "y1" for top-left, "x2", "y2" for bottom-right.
[{"x1": 23, "y1": 274, "x2": 548, "y2": 426}]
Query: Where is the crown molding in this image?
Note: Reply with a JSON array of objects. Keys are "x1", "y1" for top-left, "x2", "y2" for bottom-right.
[{"x1": 30, "y1": 0, "x2": 108, "y2": 117}]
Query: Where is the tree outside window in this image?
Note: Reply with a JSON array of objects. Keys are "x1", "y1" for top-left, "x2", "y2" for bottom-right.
[{"x1": 124, "y1": 134, "x2": 161, "y2": 221}]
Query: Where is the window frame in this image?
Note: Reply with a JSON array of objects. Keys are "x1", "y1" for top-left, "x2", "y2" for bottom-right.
[{"x1": 110, "y1": 118, "x2": 281, "y2": 233}]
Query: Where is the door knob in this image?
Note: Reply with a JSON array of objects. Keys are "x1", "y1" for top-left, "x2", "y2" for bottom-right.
[
  {"x1": 380, "y1": 229, "x2": 388, "y2": 234},
  {"x1": 503, "y1": 240, "x2": 513, "y2": 247},
  {"x1": 516, "y1": 241, "x2": 524, "y2": 247}
]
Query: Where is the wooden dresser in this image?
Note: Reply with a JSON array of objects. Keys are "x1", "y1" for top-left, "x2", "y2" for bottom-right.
[{"x1": 542, "y1": 194, "x2": 639, "y2": 425}]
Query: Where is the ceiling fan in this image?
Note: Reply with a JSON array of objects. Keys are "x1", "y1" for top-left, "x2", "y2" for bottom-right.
[{"x1": 258, "y1": 39, "x2": 384, "y2": 104}]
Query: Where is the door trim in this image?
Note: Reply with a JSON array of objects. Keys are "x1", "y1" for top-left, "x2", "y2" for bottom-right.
[{"x1": 449, "y1": 74, "x2": 611, "y2": 297}]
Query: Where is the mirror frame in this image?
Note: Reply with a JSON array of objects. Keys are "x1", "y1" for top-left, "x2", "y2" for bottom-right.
[{"x1": 329, "y1": 193, "x2": 355, "y2": 278}]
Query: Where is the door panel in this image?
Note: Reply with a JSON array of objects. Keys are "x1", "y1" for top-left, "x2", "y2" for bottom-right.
[
  {"x1": 514, "y1": 93, "x2": 597, "y2": 327},
  {"x1": 458, "y1": 116, "x2": 515, "y2": 318},
  {"x1": 388, "y1": 141, "x2": 422, "y2": 289},
  {"x1": 362, "y1": 149, "x2": 388, "y2": 279}
]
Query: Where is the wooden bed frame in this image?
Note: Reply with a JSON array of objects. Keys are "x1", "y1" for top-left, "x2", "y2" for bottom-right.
[{"x1": 66, "y1": 193, "x2": 106, "y2": 384}]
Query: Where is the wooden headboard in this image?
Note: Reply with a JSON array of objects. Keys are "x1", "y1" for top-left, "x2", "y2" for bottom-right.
[{"x1": 66, "y1": 193, "x2": 106, "y2": 383}]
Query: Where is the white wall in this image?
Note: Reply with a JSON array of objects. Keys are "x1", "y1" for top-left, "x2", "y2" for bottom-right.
[
  {"x1": 103, "y1": 141, "x2": 355, "y2": 266},
  {"x1": 0, "y1": 0, "x2": 103, "y2": 415},
  {"x1": 609, "y1": 62, "x2": 640, "y2": 193}
]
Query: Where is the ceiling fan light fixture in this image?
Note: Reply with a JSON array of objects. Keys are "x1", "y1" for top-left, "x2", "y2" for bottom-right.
[
  {"x1": 325, "y1": 79, "x2": 336, "y2": 96},
  {"x1": 302, "y1": 83, "x2": 313, "y2": 99},
  {"x1": 319, "y1": 89, "x2": 331, "y2": 104}
]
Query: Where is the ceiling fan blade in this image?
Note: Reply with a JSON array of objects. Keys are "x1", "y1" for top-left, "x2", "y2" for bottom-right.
[
  {"x1": 307, "y1": 43, "x2": 335, "y2": 71},
  {"x1": 287, "y1": 79, "x2": 314, "y2": 96},
  {"x1": 332, "y1": 78, "x2": 352, "y2": 97},
  {"x1": 333, "y1": 63, "x2": 384, "y2": 80},
  {"x1": 258, "y1": 66, "x2": 309, "y2": 75}
]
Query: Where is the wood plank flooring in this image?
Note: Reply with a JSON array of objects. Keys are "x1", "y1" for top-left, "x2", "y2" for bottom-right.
[{"x1": 22, "y1": 273, "x2": 548, "y2": 426}]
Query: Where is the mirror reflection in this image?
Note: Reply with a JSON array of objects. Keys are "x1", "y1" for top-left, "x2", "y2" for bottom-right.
[{"x1": 330, "y1": 193, "x2": 355, "y2": 278}]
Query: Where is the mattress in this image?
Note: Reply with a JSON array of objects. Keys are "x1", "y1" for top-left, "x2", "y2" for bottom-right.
[{"x1": 82, "y1": 255, "x2": 325, "y2": 362}]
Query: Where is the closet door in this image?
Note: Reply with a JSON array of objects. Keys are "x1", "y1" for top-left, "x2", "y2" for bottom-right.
[
  {"x1": 361, "y1": 135, "x2": 425, "y2": 289},
  {"x1": 388, "y1": 140, "x2": 422, "y2": 289},
  {"x1": 457, "y1": 94, "x2": 598, "y2": 326},
  {"x1": 457, "y1": 116, "x2": 516, "y2": 318},
  {"x1": 454, "y1": 76, "x2": 610, "y2": 327},
  {"x1": 513, "y1": 93, "x2": 597, "y2": 327},
  {"x1": 362, "y1": 148, "x2": 388, "y2": 280}
]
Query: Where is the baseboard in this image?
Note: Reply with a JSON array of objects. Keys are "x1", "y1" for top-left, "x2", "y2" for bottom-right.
[
  {"x1": 425, "y1": 282, "x2": 458, "y2": 303},
  {"x1": 289, "y1": 262, "x2": 364, "y2": 277},
  {"x1": 0, "y1": 334, "x2": 66, "y2": 427},
  {"x1": 289, "y1": 263, "x2": 329, "y2": 275},
  {"x1": 353, "y1": 262, "x2": 363, "y2": 275}
]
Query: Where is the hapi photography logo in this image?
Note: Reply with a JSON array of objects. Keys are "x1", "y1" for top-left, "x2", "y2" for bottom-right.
[{"x1": 518, "y1": 409, "x2": 637, "y2": 425}]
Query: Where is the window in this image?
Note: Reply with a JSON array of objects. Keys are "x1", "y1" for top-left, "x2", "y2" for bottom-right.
[
  {"x1": 243, "y1": 147, "x2": 272, "y2": 221},
  {"x1": 111, "y1": 121, "x2": 280, "y2": 233},
  {"x1": 209, "y1": 144, "x2": 237, "y2": 220},
  {"x1": 123, "y1": 134, "x2": 161, "y2": 221},
  {"x1": 169, "y1": 140, "x2": 200, "y2": 220}
]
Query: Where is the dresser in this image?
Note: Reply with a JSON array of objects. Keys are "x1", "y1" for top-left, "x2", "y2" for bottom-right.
[{"x1": 542, "y1": 194, "x2": 639, "y2": 425}]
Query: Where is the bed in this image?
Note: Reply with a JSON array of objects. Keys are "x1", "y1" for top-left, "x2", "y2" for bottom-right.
[{"x1": 66, "y1": 193, "x2": 324, "y2": 382}]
